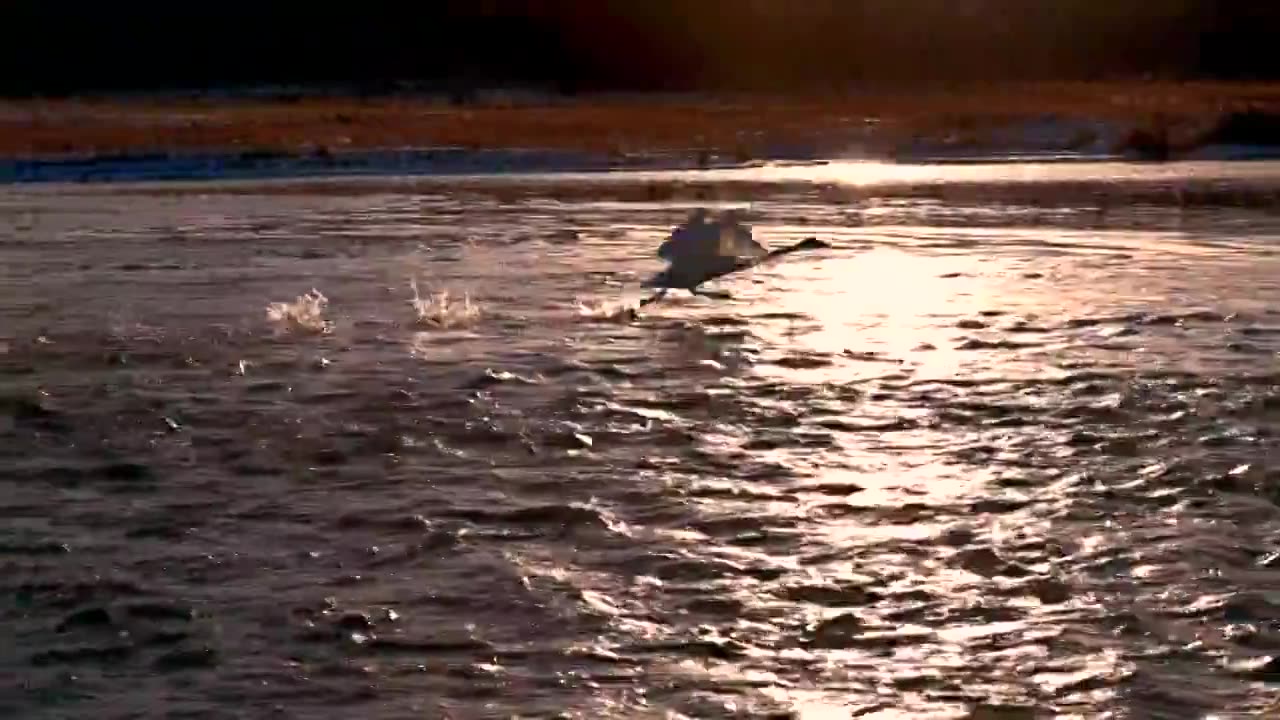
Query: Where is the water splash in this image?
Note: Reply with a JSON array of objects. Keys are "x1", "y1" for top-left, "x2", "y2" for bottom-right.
[
  {"x1": 265, "y1": 288, "x2": 332, "y2": 334},
  {"x1": 575, "y1": 297, "x2": 640, "y2": 323},
  {"x1": 409, "y1": 277, "x2": 481, "y2": 329}
]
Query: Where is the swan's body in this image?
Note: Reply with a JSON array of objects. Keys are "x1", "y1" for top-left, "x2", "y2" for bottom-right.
[{"x1": 645, "y1": 209, "x2": 768, "y2": 297}]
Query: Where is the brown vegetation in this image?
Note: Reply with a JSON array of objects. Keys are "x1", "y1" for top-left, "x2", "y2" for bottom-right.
[{"x1": 2, "y1": 82, "x2": 1280, "y2": 159}]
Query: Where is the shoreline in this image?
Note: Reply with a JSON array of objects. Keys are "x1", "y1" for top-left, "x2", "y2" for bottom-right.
[
  {"x1": 4, "y1": 82, "x2": 1280, "y2": 184},
  {"x1": 7, "y1": 144, "x2": 1280, "y2": 188}
]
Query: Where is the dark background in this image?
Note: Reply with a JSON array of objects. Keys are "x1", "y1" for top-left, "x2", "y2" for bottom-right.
[{"x1": 0, "y1": 1, "x2": 1276, "y2": 97}]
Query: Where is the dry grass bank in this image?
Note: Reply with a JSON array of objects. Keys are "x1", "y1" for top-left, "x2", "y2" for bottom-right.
[{"x1": 2, "y1": 81, "x2": 1280, "y2": 159}]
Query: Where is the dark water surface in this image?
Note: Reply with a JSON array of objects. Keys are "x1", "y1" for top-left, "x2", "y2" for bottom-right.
[{"x1": 5, "y1": 160, "x2": 1280, "y2": 718}]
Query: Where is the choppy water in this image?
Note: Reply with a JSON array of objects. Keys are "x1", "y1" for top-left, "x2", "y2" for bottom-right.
[{"x1": 5, "y1": 160, "x2": 1280, "y2": 719}]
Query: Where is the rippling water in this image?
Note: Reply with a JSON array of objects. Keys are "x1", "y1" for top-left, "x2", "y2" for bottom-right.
[{"x1": 5, "y1": 160, "x2": 1280, "y2": 719}]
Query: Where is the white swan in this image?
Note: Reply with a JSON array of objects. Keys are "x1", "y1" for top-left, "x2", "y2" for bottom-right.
[{"x1": 640, "y1": 208, "x2": 830, "y2": 306}]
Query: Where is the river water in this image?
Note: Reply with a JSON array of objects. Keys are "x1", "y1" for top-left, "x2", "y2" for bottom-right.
[{"x1": 4, "y1": 159, "x2": 1280, "y2": 719}]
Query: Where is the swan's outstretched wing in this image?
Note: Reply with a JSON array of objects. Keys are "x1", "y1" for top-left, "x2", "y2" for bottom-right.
[
  {"x1": 717, "y1": 221, "x2": 768, "y2": 259},
  {"x1": 657, "y1": 208, "x2": 711, "y2": 261}
]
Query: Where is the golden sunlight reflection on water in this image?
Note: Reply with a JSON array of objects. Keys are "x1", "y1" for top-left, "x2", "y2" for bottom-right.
[
  {"x1": 457, "y1": 156, "x2": 1280, "y2": 192},
  {"x1": 742, "y1": 246, "x2": 999, "y2": 379}
]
